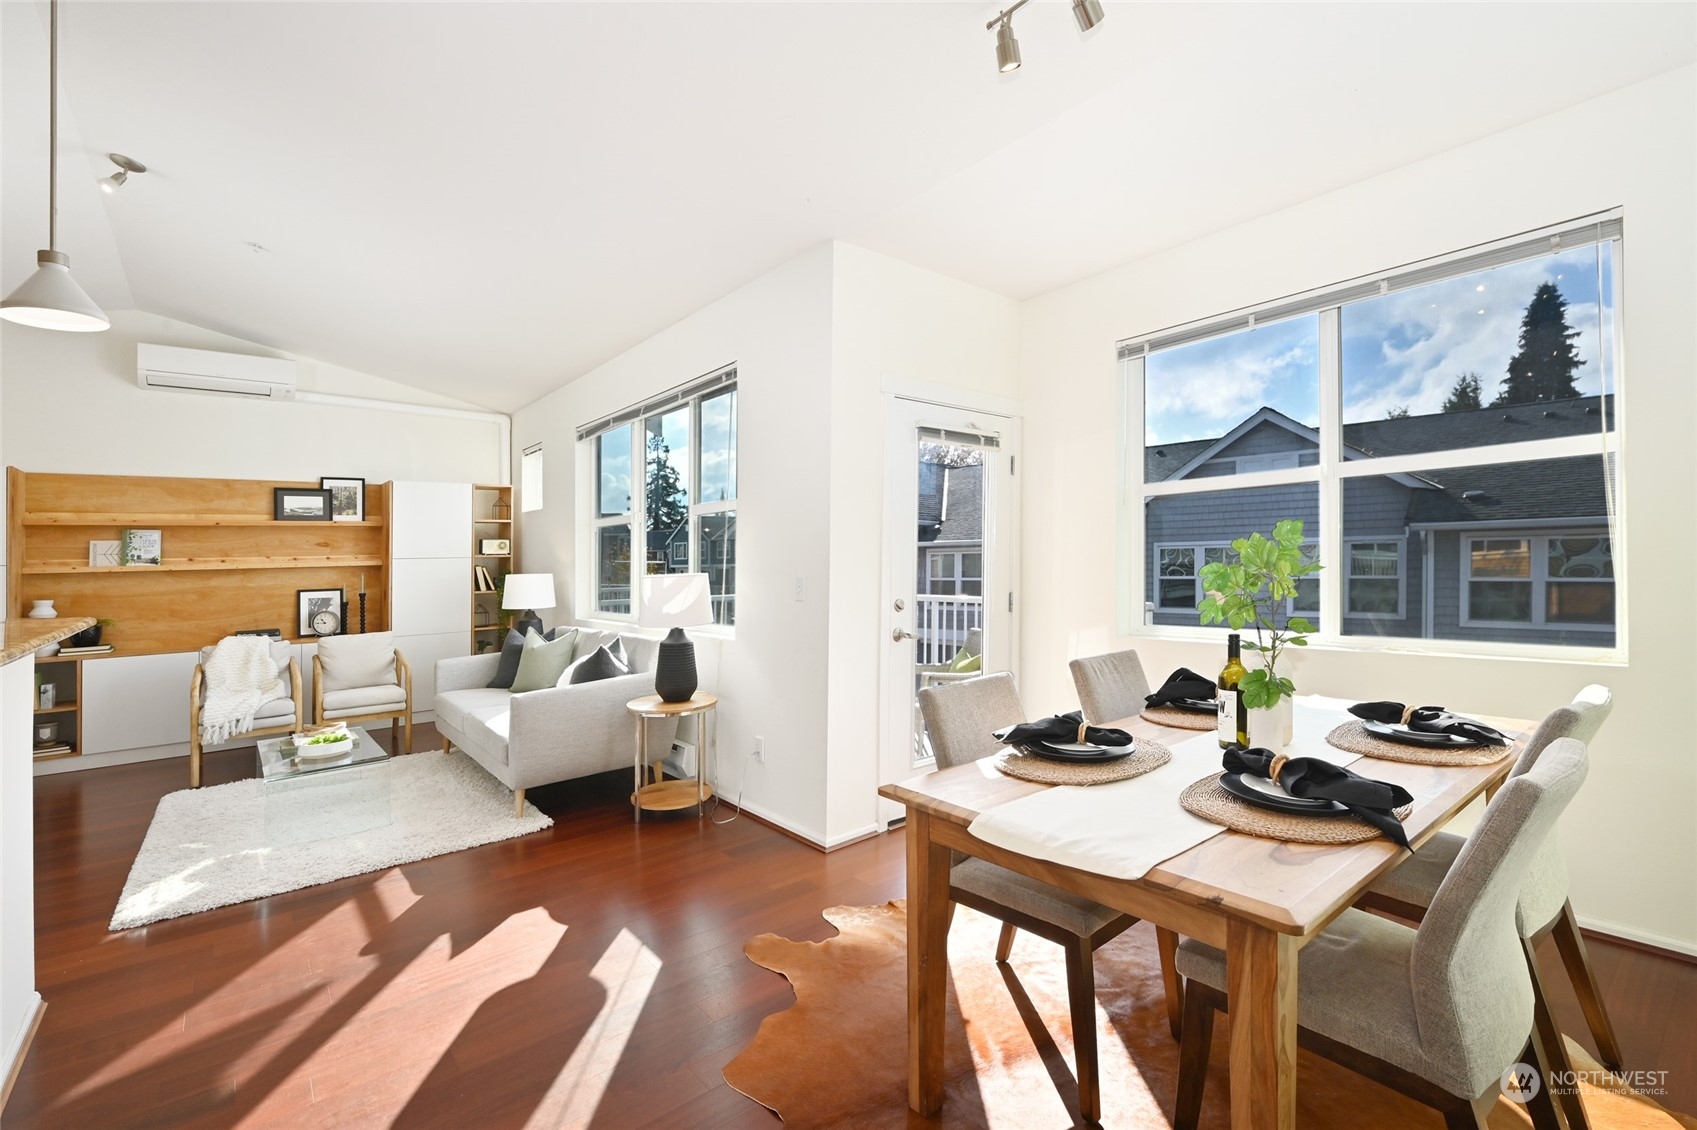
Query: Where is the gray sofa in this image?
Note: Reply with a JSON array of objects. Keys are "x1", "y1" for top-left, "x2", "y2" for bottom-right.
[{"x1": 434, "y1": 633, "x2": 676, "y2": 815}]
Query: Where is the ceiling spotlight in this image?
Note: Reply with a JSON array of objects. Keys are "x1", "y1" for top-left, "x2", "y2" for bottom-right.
[
  {"x1": 99, "y1": 153, "x2": 147, "y2": 194},
  {"x1": 995, "y1": 19, "x2": 1021, "y2": 72},
  {"x1": 1072, "y1": 0, "x2": 1106, "y2": 32}
]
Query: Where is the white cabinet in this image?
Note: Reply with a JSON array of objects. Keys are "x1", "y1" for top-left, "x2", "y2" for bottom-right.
[
  {"x1": 390, "y1": 481, "x2": 472, "y2": 559},
  {"x1": 392, "y1": 558, "x2": 469, "y2": 636},
  {"x1": 82, "y1": 652, "x2": 199, "y2": 754},
  {"x1": 390, "y1": 482, "x2": 473, "y2": 722}
]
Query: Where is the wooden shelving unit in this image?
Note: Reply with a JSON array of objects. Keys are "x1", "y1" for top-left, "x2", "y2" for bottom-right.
[
  {"x1": 471, "y1": 484, "x2": 513, "y2": 653},
  {"x1": 32, "y1": 655, "x2": 84, "y2": 760},
  {"x1": 7, "y1": 469, "x2": 392, "y2": 654}
]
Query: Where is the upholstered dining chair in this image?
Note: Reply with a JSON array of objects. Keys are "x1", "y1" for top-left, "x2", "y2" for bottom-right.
[
  {"x1": 1356, "y1": 684, "x2": 1616, "y2": 1129},
  {"x1": 918, "y1": 672, "x2": 1138, "y2": 1123},
  {"x1": 188, "y1": 637, "x2": 302, "y2": 787},
  {"x1": 1173, "y1": 737, "x2": 1590, "y2": 1130},
  {"x1": 1068, "y1": 647, "x2": 1187, "y2": 1039},
  {"x1": 312, "y1": 631, "x2": 413, "y2": 754}
]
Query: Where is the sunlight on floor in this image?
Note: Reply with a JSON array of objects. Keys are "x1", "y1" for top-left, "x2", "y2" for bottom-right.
[{"x1": 525, "y1": 928, "x2": 664, "y2": 1128}]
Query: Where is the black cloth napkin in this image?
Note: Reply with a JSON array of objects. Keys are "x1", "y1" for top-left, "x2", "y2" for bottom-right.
[
  {"x1": 1145, "y1": 668, "x2": 1217, "y2": 708},
  {"x1": 1347, "y1": 701, "x2": 1510, "y2": 746},
  {"x1": 1222, "y1": 746, "x2": 1414, "y2": 847},
  {"x1": 996, "y1": 711, "x2": 1133, "y2": 750}
]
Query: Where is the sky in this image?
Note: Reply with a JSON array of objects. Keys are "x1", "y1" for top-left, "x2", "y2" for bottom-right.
[
  {"x1": 596, "y1": 387, "x2": 737, "y2": 517},
  {"x1": 1142, "y1": 243, "x2": 1614, "y2": 445}
]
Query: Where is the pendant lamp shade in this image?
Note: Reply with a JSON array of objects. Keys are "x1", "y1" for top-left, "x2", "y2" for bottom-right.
[{"x1": 1, "y1": 251, "x2": 109, "y2": 332}]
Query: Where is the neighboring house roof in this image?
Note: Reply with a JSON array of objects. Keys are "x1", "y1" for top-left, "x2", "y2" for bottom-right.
[
  {"x1": 917, "y1": 460, "x2": 984, "y2": 543},
  {"x1": 1344, "y1": 395, "x2": 1611, "y2": 458},
  {"x1": 1406, "y1": 456, "x2": 1611, "y2": 525}
]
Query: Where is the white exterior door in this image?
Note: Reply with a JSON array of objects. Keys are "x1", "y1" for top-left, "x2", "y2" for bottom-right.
[{"x1": 877, "y1": 397, "x2": 1018, "y2": 826}]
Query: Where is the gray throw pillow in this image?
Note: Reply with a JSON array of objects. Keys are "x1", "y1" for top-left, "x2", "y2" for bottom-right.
[
  {"x1": 487, "y1": 629, "x2": 527, "y2": 689},
  {"x1": 567, "y1": 644, "x2": 632, "y2": 685}
]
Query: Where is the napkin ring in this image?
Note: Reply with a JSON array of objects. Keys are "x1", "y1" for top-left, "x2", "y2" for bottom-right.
[
  {"x1": 1077, "y1": 721, "x2": 1090, "y2": 745},
  {"x1": 1400, "y1": 704, "x2": 1419, "y2": 725},
  {"x1": 1269, "y1": 754, "x2": 1289, "y2": 784}
]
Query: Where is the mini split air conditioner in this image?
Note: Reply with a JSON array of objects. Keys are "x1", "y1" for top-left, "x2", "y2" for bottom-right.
[{"x1": 136, "y1": 343, "x2": 297, "y2": 400}]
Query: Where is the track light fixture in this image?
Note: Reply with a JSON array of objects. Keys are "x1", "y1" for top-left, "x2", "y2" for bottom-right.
[
  {"x1": 985, "y1": 0, "x2": 1104, "y2": 74},
  {"x1": 99, "y1": 153, "x2": 147, "y2": 194}
]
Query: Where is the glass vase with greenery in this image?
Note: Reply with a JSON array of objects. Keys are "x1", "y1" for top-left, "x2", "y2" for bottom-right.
[{"x1": 1197, "y1": 519, "x2": 1321, "y2": 708}]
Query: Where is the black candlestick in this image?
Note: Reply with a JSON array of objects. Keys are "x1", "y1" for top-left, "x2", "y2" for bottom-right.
[{"x1": 358, "y1": 592, "x2": 367, "y2": 634}]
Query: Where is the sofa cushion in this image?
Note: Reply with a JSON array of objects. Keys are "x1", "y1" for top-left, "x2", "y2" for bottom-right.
[
  {"x1": 321, "y1": 684, "x2": 406, "y2": 713},
  {"x1": 463, "y1": 708, "x2": 512, "y2": 766},
  {"x1": 572, "y1": 629, "x2": 628, "y2": 666},
  {"x1": 436, "y1": 687, "x2": 512, "y2": 737},
  {"x1": 623, "y1": 635, "x2": 658, "y2": 674},
  {"x1": 568, "y1": 644, "x2": 631, "y2": 685},
  {"x1": 318, "y1": 632, "x2": 397, "y2": 692},
  {"x1": 511, "y1": 631, "x2": 577, "y2": 693},
  {"x1": 487, "y1": 629, "x2": 528, "y2": 689}
]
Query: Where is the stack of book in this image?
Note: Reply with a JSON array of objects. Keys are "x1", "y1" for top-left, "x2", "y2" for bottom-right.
[
  {"x1": 474, "y1": 566, "x2": 498, "y2": 592},
  {"x1": 56, "y1": 643, "x2": 115, "y2": 657},
  {"x1": 33, "y1": 741, "x2": 73, "y2": 756}
]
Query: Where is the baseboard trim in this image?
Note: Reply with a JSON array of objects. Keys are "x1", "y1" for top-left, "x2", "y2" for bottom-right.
[
  {"x1": 0, "y1": 995, "x2": 45, "y2": 1117},
  {"x1": 1577, "y1": 915, "x2": 1697, "y2": 963},
  {"x1": 727, "y1": 798, "x2": 829, "y2": 851}
]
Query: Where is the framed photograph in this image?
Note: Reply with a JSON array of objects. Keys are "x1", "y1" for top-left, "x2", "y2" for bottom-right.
[
  {"x1": 478, "y1": 538, "x2": 511, "y2": 555},
  {"x1": 275, "y1": 487, "x2": 333, "y2": 521},
  {"x1": 89, "y1": 539, "x2": 121, "y2": 567},
  {"x1": 296, "y1": 588, "x2": 345, "y2": 637},
  {"x1": 120, "y1": 528, "x2": 162, "y2": 566},
  {"x1": 320, "y1": 477, "x2": 366, "y2": 522}
]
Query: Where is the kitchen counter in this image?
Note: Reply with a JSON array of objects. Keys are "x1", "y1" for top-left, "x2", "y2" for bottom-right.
[{"x1": 0, "y1": 619, "x2": 98, "y2": 667}]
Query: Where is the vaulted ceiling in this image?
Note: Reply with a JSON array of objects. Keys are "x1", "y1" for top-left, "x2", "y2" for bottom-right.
[{"x1": 3, "y1": 2, "x2": 1691, "y2": 413}]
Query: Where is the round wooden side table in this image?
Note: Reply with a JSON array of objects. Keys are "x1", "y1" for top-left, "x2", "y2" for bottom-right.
[{"x1": 626, "y1": 692, "x2": 717, "y2": 823}]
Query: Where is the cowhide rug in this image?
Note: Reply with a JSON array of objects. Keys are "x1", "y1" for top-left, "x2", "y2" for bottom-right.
[{"x1": 724, "y1": 901, "x2": 1695, "y2": 1129}]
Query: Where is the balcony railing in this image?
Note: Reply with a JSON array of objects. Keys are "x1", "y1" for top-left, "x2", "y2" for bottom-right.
[{"x1": 914, "y1": 593, "x2": 983, "y2": 666}]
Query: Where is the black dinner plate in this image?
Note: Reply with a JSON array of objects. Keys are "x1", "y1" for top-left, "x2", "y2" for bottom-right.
[
  {"x1": 1018, "y1": 740, "x2": 1137, "y2": 763},
  {"x1": 1218, "y1": 772, "x2": 1348, "y2": 816},
  {"x1": 1361, "y1": 719, "x2": 1482, "y2": 748},
  {"x1": 1165, "y1": 698, "x2": 1218, "y2": 714}
]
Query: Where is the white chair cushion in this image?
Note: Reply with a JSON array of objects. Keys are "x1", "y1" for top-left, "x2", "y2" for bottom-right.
[
  {"x1": 318, "y1": 632, "x2": 396, "y2": 692},
  {"x1": 252, "y1": 698, "x2": 297, "y2": 724},
  {"x1": 321, "y1": 684, "x2": 406, "y2": 713}
]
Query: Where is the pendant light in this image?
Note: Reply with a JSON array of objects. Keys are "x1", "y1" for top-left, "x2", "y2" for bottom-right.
[{"x1": 1, "y1": 0, "x2": 109, "y2": 332}]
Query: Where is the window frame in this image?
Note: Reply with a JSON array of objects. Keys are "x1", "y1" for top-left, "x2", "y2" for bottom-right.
[
  {"x1": 1117, "y1": 212, "x2": 1624, "y2": 661},
  {"x1": 579, "y1": 371, "x2": 738, "y2": 631},
  {"x1": 1344, "y1": 539, "x2": 1406, "y2": 621},
  {"x1": 1459, "y1": 530, "x2": 1615, "y2": 631}
]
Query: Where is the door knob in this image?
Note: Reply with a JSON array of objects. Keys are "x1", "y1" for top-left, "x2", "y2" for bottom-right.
[{"x1": 891, "y1": 627, "x2": 917, "y2": 642}]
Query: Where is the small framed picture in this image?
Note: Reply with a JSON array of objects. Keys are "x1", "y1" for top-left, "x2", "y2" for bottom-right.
[
  {"x1": 120, "y1": 528, "x2": 162, "y2": 566},
  {"x1": 297, "y1": 588, "x2": 345, "y2": 637},
  {"x1": 320, "y1": 477, "x2": 366, "y2": 523},
  {"x1": 479, "y1": 538, "x2": 511, "y2": 555},
  {"x1": 275, "y1": 488, "x2": 333, "y2": 521},
  {"x1": 89, "y1": 539, "x2": 121, "y2": 567}
]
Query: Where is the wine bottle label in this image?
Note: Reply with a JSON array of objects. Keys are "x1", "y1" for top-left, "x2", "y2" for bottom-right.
[{"x1": 1217, "y1": 697, "x2": 1235, "y2": 745}]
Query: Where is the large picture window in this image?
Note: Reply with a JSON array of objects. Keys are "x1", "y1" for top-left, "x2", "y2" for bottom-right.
[
  {"x1": 581, "y1": 368, "x2": 738, "y2": 626},
  {"x1": 1122, "y1": 213, "x2": 1621, "y2": 655}
]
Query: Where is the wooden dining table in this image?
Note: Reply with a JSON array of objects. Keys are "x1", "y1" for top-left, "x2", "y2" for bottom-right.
[{"x1": 877, "y1": 703, "x2": 1529, "y2": 1130}]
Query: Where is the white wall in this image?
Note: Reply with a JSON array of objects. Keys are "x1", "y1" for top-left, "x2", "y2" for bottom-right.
[
  {"x1": 826, "y1": 244, "x2": 1021, "y2": 843},
  {"x1": 1, "y1": 310, "x2": 502, "y2": 486},
  {"x1": 514, "y1": 245, "x2": 837, "y2": 842},
  {"x1": 1017, "y1": 67, "x2": 1697, "y2": 951},
  {"x1": 0, "y1": 656, "x2": 42, "y2": 1090}
]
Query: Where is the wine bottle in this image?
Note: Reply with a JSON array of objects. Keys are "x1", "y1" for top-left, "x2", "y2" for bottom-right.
[{"x1": 1217, "y1": 632, "x2": 1248, "y2": 748}]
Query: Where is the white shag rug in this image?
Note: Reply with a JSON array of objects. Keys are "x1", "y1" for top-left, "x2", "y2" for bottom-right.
[{"x1": 110, "y1": 751, "x2": 552, "y2": 930}]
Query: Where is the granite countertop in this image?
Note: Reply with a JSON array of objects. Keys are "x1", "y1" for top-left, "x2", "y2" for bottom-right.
[{"x1": 0, "y1": 618, "x2": 98, "y2": 666}]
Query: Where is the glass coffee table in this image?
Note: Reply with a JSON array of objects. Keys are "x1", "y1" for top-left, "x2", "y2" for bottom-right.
[{"x1": 256, "y1": 725, "x2": 392, "y2": 845}]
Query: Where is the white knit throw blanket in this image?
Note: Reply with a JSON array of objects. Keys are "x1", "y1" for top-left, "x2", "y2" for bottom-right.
[{"x1": 199, "y1": 636, "x2": 284, "y2": 746}]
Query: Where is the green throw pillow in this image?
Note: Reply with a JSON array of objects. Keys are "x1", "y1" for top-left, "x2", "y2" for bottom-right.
[
  {"x1": 947, "y1": 648, "x2": 981, "y2": 674},
  {"x1": 510, "y1": 629, "x2": 577, "y2": 692}
]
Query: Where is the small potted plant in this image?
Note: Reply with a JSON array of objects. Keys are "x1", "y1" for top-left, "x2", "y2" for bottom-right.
[{"x1": 1197, "y1": 519, "x2": 1321, "y2": 754}]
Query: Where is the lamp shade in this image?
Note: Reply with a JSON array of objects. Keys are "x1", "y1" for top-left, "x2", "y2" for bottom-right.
[
  {"x1": 0, "y1": 251, "x2": 109, "y2": 332},
  {"x1": 501, "y1": 573, "x2": 556, "y2": 611},
  {"x1": 638, "y1": 572, "x2": 712, "y2": 629}
]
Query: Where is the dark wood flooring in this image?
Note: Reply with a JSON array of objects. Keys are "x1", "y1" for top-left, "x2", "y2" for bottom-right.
[{"x1": 9, "y1": 730, "x2": 1695, "y2": 1127}]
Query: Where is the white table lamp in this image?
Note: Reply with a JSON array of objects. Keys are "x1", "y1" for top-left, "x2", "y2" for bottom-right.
[
  {"x1": 639, "y1": 572, "x2": 712, "y2": 702},
  {"x1": 502, "y1": 572, "x2": 556, "y2": 637}
]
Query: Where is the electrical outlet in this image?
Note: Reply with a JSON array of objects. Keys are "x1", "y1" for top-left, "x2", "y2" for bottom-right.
[{"x1": 753, "y1": 735, "x2": 765, "y2": 763}]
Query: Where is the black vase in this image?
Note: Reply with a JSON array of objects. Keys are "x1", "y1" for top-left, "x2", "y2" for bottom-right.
[
  {"x1": 67, "y1": 625, "x2": 103, "y2": 648},
  {"x1": 654, "y1": 627, "x2": 698, "y2": 703}
]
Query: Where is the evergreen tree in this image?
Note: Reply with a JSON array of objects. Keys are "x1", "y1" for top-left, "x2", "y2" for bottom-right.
[
  {"x1": 645, "y1": 434, "x2": 688, "y2": 531},
  {"x1": 1384, "y1": 406, "x2": 1410, "y2": 420},
  {"x1": 1496, "y1": 282, "x2": 1583, "y2": 405},
  {"x1": 1441, "y1": 372, "x2": 1484, "y2": 413}
]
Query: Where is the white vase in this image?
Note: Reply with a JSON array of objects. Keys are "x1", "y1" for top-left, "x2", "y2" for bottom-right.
[
  {"x1": 1247, "y1": 702, "x2": 1288, "y2": 756},
  {"x1": 1281, "y1": 694, "x2": 1294, "y2": 744},
  {"x1": 27, "y1": 600, "x2": 58, "y2": 619}
]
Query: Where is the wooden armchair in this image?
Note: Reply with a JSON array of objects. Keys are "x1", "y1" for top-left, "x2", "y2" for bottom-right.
[
  {"x1": 188, "y1": 639, "x2": 302, "y2": 787},
  {"x1": 312, "y1": 631, "x2": 412, "y2": 754}
]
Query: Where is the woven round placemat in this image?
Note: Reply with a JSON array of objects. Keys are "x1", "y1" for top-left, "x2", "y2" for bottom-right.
[
  {"x1": 994, "y1": 738, "x2": 1172, "y2": 786},
  {"x1": 1140, "y1": 705, "x2": 1216, "y2": 731},
  {"x1": 1178, "y1": 773, "x2": 1414, "y2": 845},
  {"x1": 1325, "y1": 721, "x2": 1516, "y2": 767}
]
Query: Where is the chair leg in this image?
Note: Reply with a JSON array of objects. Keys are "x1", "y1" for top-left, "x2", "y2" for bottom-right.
[
  {"x1": 1157, "y1": 926, "x2": 1184, "y2": 1041},
  {"x1": 995, "y1": 921, "x2": 1017, "y2": 963},
  {"x1": 1063, "y1": 938, "x2": 1100, "y2": 1124},
  {"x1": 1520, "y1": 1032, "x2": 1567, "y2": 1130},
  {"x1": 403, "y1": 710, "x2": 413, "y2": 755},
  {"x1": 1549, "y1": 901, "x2": 1625, "y2": 1072},
  {"x1": 188, "y1": 738, "x2": 202, "y2": 788},
  {"x1": 1172, "y1": 979, "x2": 1217, "y2": 1130},
  {"x1": 513, "y1": 788, "x2": 526, "y2": 818},
  {"x1": 1441, "y1": 1097, "x2": 1492, "y2": 1130},
  {"x1": 1524, "y1": 937, "x2": 1588, "y2": 1130}
]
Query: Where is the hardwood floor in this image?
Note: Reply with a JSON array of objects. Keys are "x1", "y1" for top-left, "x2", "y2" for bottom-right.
[{"x1": 11, "y1": 733, "x2": 1696, "y2": 1127}]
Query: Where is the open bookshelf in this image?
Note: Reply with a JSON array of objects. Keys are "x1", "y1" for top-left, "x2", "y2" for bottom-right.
[{"x1": 471, "y1": 483, "x2": 513, "y2": 653}]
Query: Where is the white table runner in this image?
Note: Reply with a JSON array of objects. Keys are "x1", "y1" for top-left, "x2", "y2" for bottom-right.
[{"x1": 966, "y1": 696, "x2": 1365, "y2": 882}]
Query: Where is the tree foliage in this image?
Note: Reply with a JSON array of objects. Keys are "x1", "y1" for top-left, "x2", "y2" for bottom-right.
[
  {"x1": 645, "y1": 434, "x2": 688, "y2": 530},
  {"x1": 1442, "y1": 372, "x2": 1484, "y2": 413},
  {"x1": 1496, "y1": 282, "x2": 1583, "y2": 405},
  {"x1": 1384, "y1": 405, "x2": 1410, "y2": 420},
  {"x1": 1197, "y1": 519, "x2": 1321, "y2": 708}
]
